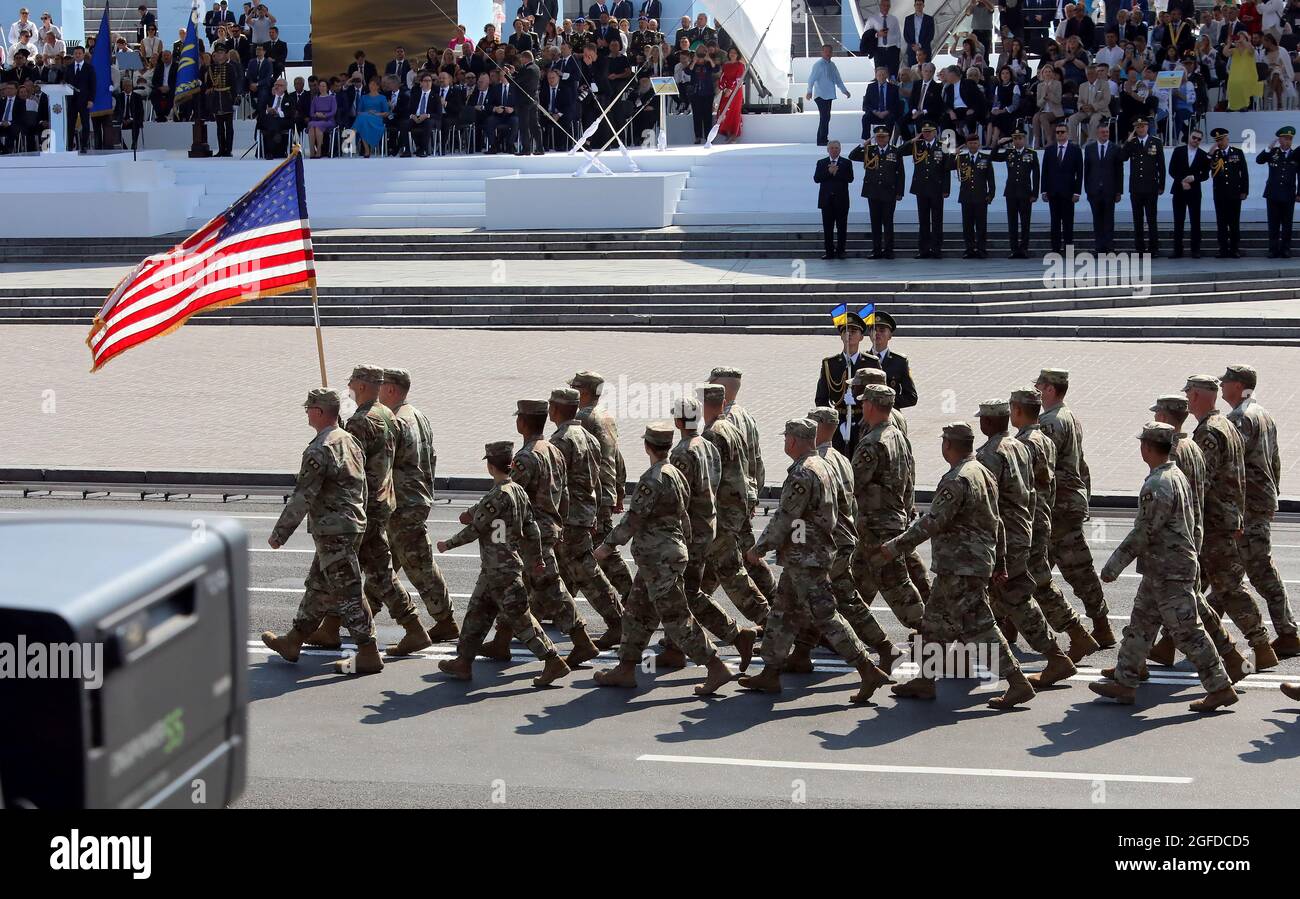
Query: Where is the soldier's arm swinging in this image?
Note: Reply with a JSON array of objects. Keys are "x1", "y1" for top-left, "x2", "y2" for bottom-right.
[{"x1": 270, "y1": 449, "x2": 325, "y2": 547}]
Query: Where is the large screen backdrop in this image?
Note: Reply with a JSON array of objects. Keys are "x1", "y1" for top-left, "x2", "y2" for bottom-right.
[{"x1": 312, "y1": 0, "x2": 460, "y2": 78}]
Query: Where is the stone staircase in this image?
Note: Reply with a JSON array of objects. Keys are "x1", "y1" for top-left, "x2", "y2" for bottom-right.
[{"x1": 84, "y1": 2, "x2": 153, "y2": 44}]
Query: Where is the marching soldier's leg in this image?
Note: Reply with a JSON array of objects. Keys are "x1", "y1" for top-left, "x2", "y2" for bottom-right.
[
  {"x1": 1049, "y1": 509, "x2": 1110, "y2": 635},
  {"x1": 595, "y1": 506, "x2": 634, "y2": 600},
  {"x1": 1109, "y1": 579, "x2": 1162, "y2": 691},
  {"x1": 707, "y1": 529, "x2": 771, "y2": 625},
  {"x1": 531, "y1": 533, "x2": 600, "y2": 667},
  {"x1": 1202, "y1": 530, "x2": 1275, "y2": 668},
  {"x1": 652, "y1": 558, "x2": 732, "y2": 695},
  {"x1": 830, "y1": 551, "x2": 895, "y2": 668},
  {"x1": 894, "y1": 573, "x2": 967, "y2": 699},
  {"x1": 359, "y1": 512, "x2": 430, "y2": 656},
  {"x1": 497, "y1": 571, "x2": 569, "y2": 686},
  {"x1": 1240, "y1": 511, "x2": 1299, "y2": 650},
  {"x1": 561, "y1": 523, "x2": 624, "y2": 646},
  {"x1": 905, "y1": 548, "x2": 931, "y2": 602},
  {"x1": 996, "y1": 571, "x2": 1077, "y2": 688},
  {"x1": 1029, "y1": 535, "x2": 1099, "y2": 661},
  {"x1": 857, "y1": 529, "x2": 925, "y2": 630},
  {"x1": 748, "y1": 571, "x2": 802, "y2": 680},
  {"x1": 388, "y1": 507, "x2": 457, "y2": 641},
  {"x1": 683, "y1": 535, "x2": 752, "y2": 654},
  {"x1": 954, "y1": 575, "x2": 1033, "y2": 708},
  {"x1": 1159, "y1": 579, "x2": 1236, "y2": 712}
]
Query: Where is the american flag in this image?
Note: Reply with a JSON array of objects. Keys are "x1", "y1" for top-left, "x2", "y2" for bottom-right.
[{"x1": 86, "y1": 151, "x2": 316, "y2": 372}]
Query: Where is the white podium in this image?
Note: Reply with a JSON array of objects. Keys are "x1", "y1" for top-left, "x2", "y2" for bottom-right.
[{"x1": 39, "y1": 83, "x2": 74, "y2": 154}]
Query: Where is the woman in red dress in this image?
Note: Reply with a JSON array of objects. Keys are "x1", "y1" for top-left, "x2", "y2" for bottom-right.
[{"x1": 717, "y1": 47, "x2": 746, "y2": 142}]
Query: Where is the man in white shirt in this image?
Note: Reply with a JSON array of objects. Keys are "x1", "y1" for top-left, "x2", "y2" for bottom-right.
[
  {"x1": 862, "y1": 0, "x2": 904, "y2": 76},
  {"x1": 1095, "y1": 30, "x2": 1125, "y2": 69},
  {"x1": 8, "y1": 7, "x2": 35, "y2": 46}
]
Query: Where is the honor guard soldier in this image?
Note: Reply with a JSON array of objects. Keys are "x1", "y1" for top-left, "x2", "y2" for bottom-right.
[
  {"x1": 956, "y1": 130, "x2": 996, "y2": 258},
  {"x1": 1257, "y1": 125, "x2": 1299, "y2": 258},
  {"x1": 1121, "y1": 116, "x2": 1166, "y2": 255},
  {"x1": 859, "y1": 125, "x2": 906, "y2": 258},
  {"x1": 1208, "y1": 127, "x2": 1249, "y2": 258},
  {"x1": 991, "y1": 128, "x2": 1039, "y2": 258},
  {"x1": 815, "y1": 303, "x2": 879, "y2": 456},
  {"x1": 899, "y1": 121, "x2": 952, "y2": 258},
  {"x1": 204, "y1": 45, "x2": 241, "y2": 156},
  {"x1": 869, "y1": 309, "x2": 918, "y2": 410}
]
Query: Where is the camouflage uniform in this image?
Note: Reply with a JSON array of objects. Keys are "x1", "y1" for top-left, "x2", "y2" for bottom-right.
[
  {"x1": 1039, "y1": 399, "x2": 1108, "y2": 619},
  {"x1": 1228, "y1": 394, "x2": 1297, "y2": 636},
  {"x1": 576, "y1": 396, "x2": 635, "y2": 599},
  {"x1": 976, "y1": 423, "x2": 1058, "y2": 654},
  {"x1": 606, "y1": 453, "x2": 718, "y2": 666},
  {"x1": 851, "y1": 417, "x2": 926, "y2": 630},
  {"x1": 699, "y1": 415, "x2": 771, "y2": 624},
  {"x1": 1194, "y1": 406, "x2": 1269, "y2": 645},
  {"x1": 552, "y1": 416, "x2": 624, "y2": 629},
  {"x1": 444, "y1": 477, "x2": 556, "y2": 661},
  {"x1": 757, "y1": 444, "x2": 870, "y2": 672},
  {"x1": 1104, "y1": 454, "x2": 1230, "y2": 693},
  {"x1": 723, "y1": 398, "x2": 778, "y2": 598},
  {"x1": 272, "y1": 424, "x2": 376, "y2": 646},
  {"x1": 1016, "y1": 422, "x2": 1084, "y2": 632},
  {"x1": 889, "y1": 407, "x2": 933, "y2": 602},
  {"x1": 511, "y1": 433, "x2": 582, "y2": 632},
  {"x1": 347, "y1": 396, "x2": 419, "y2": 626},
  {"x1": 386, "y1": 397, "x2": 451, "y2": 623}
]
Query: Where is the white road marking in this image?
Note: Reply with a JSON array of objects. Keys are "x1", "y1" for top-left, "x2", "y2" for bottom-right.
[
  {"x1": 251, "y1": 547, "x2": 480, "y2": 558},
  {"x1": 635, "y1": 754, "x2": 1193, "y2": 785}
]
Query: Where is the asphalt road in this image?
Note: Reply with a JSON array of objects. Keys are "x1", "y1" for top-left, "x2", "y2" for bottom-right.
[{"x1": 4, "y1": 493, "x2": 1299, "y2": 809}]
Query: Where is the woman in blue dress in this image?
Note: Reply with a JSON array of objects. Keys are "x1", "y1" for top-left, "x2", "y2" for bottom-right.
[{"x1": 353, "y1": 77, "x2": 388, "y2": 158}]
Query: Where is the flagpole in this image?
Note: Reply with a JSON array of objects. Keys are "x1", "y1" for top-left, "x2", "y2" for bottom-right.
[{"x1": 310, "y1": 282, "x2": 327, "y2": 387}]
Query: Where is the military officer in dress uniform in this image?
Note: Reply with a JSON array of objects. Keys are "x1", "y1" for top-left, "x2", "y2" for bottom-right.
[
  {"x1": 860, "y1": 124, "x2": 906, "y2": 258},
  {"x1": 956, "y1": 130, "x2": 996, "y2": 258},
  {"x1": 991, "y1": 128, "x2": 1039, "y2": 259},
  {"x1": 1121, "y1": 116, "x2": 1166, "y2": 255},
  {"x1": 815, "y1": 305, "x2": 879, "y2": 456},
  {"x1": 870, "y1": 309, "x2": 918, "y2": 410},
  {"x1": 899, "y1": 121, "x2": 952, "y2": 258},
  {"x1": 1257, "y1": 125, "x2": 1299, "y2": 259},
  {"x1": 204, "y1": 45, "x2": 241, "y2": 156},
  {"x1": 1209, "y1": 127, "x2": 1249, "y2": 258}
]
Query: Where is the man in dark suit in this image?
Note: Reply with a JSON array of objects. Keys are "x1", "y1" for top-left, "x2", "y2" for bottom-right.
[
  {"x1": 111, "y1": 78, "x2": 146, "y2": 150},
  {"x1": 18, "y1": 83, "x2": 49, "y2": 152},
  {"x1": 1157, "y1": 6, "x2": 1196, "y2": 58},
  {"x1": 436, "y1": 71, "x2": 464, "y2": 153},
  {"x1": 66, "y1": 46, "x2": 96, "y2": 152},
  {"x1": 519, "y1": 0, "x2": 557, "y2": 27},
  {"x1": 638, "y1": 0, "x2": 662, "y2": 23},
  {"x1": 0, "y1": 83, "x2": 20, "y2": 154},
  {"x1": 871, "y1": 310, "x2": 917, "y2": 410},
  {"x1": 385, "y1": 46, "x2": 413, "y2": 88},
  {"x1": 941, "y1": 65, "x2": 984, "y2": 136},
  {"x1": 611, "y1": 0, "x2": 635, "y2": 20},
  {"x1": 286, "y1": 77, "x2": 311, "y2": 132},
  {"x1": 815, "y1": 307, "x2": 877, "y2": 456},
  {"x1": 1122, "y1": 116, "x2": 1166, "y2": 254},
  {"x1": 382, "y1": 75, "x2": 411, "y2": 155},
  {"x1": 861, "y1": 66, "x2": 903, "y2": 140},
  {"x1": 1169, "y1": 128, "x2": 1209, "y2": 257},
  {"x1": 264, "y1": 27, "x2": 289, "y2": 69},
  {"x1": 257, "y1": 80, "x2": 292, "y2": 158},
  {"x1": 151, "y1": 50, "x2": 178, "y2": 120},
  {"x1": 485, "y1": 76, "x2": 520, "y2": 153},
  {"x1": 903, "y1": 0, "x2": 935, "y2": 66},
  {"x1": 244, "y1": 44, "x2": 274, "y2": 107},
  {"x1": 408, "y1": 72, "x2": 441, "y2": 157},
  {"x1": 347, "y1": 52, "x2": 378, "y2": 86},
  {"x1": 1040, "y1": 123, "x2": 1083, "y2": 252},
  {"x1": 815, "y1": 141, "x2": 854, "y2": 259},
  {"x1": 511, "y1": 52, "x2": 543, "y2": 155},
  {"x1": 904, "y1": 64, "x2": 943, "y2": 139},
  {"x1": 1209, "y1": 127, "x2": 1249, "y2": 258},
  {"x1": 540, "y1": 66, "x2": 574, "y2": 150},
  {"x1": 1083, "y1": 121, "x2": 1123, "y2": 252}
]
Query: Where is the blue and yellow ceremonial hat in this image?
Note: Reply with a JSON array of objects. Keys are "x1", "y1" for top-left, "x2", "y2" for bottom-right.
[{"x1": 831, "y1": 302, "x2": 876, "y2": 332}]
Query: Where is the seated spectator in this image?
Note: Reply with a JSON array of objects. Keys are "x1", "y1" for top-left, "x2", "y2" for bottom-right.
[
  {"x1": 111, "y1": 75, "x2": 145, "y2": 149},
  {"x1": 1033, "y1": 63, "x2": 1064, "y2": 147},
  {"x1": 540, "y1": 64, "x2": 574, "y2": 148},
  {"x1": 19, "y1": 80, "x2": 47, "y2": 149},
  {"x1": 0, "y1": 81, "x2": 19, "y2": 153},
  {"x1": 258, "y1": 77, "x2": 292, "y2": 157},
  {"x1": 307, "y1": 76, "x2": 335, "y2": 157},
  {"x1": 151, "y1": 49, "x2": 177, "y2": 120},
  {"x1": 1262, "y1": 30, "x2": 1297, "y2": 106},
  {"x1": 140, "y1": 24, "x2": 163, "y2": 66},
  {"x1": 347, "y1": 50, "x2": 377, "y2": 84},
  {"x1": 484, "y1": 68, "x2": 519, "y2": 152},
  {"x1": 352, "y1": 76, "x2": 387, "y2": 157},
  {"x1": 408, "y1": 70, "x2": 441, "y2": 156},
  {"x1": 381, "y1": 73, "x2": 410, "y2": 154},
  {"x1": 862, "y1": 64, "x2": 902, "y2": 140},
  {"x1": 10, "y1": 26, "x2": 37, "y2": 61},
  {"x1": 39, "y1": 28, "x2": 63, "y2": 62},
  {"x1": 987, "y1": 64, "x2": 1021, "y2": 145}
]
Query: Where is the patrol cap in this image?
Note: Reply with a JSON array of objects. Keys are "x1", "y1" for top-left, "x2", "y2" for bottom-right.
[
  {"x1": 709, "y1": 366, "x2": 743, "y2": 381},
  {"x1": 874, "y1": 309, "x2": 897, "y2": 332},
  {"x1": 349, "y1": 363, "x2": 384, "y2": 384},
  {"x1": 569, "y1": 370, "x2": 605, "y2": 390},
  {"x1": 549, "y1": 387, "x2": 581, "y2": 405},
  {"x1": 942, "y1": 421, "x2": 974, "y2": 440},
  {"x1": 699, "y1": 384, "x2": 726, "y2": 403},
  {"x1": 483, "y1": 439, "x2": 514, "y2": 459},
  {"x1": 807, "y1": 406, "x2": 840, "y2": 426},
  {"x1": 852, "y1": 366, "x2": 887, "y2": 387},
  {"x1": 1132, "y1": 116, "x2": 1149, "y2": 126},
  {"x1": 920, "y1": 121, "x2": 936, "y2": 132},
  {"x1": 861, "y1": 383, "x2": 895, "y2": 408},
  {"x1": 1136, "y1": 421, "x2": 1176, "y2": 448},
  {"x1": 1277, "y1": 126, "x2": 1296, "y2": 137},
  {"x1": 1011, "y1": 127, "x2": 1027, "y2": 137},
  {"x1": 515, "y1": 398, "x2": 549, "y2": 415},
  {"x1": 964, "y1": 131, "x2": 980, "y2": 143},
  {"x1": 1210, "y1": 127, "x2": 1229, "y2": 139},
  {"x1": 872, "y1": 125, "x2": 890, "y2": 135},
  {"x1": 643, "y1": 422, "x2": 675, "y2": 448},
  {"x1": 1037, "y1": 368, "x2": 1069, "y2": 387},
  {"x1": 303, "y1": 387, "x2": 341, "y2": 412},
  {"x1": 1183, "y1": 374, "x2": 1221, "y2": 393},
  {"x1": 383, "y1": 368, "x2": 411, "y2": 390},
  {"x1": 783, "y1": 418, "x2": 817, "y2": 440},
  {"x1": 671, "y1": 396, "x2": 701, "y2": 420},
  {"x1": 1149, "y1": 393, "x2": 1188, "y2": 414},
  {"x1": 976, "y1": 398, "x2": 1010, "y2": 417},
  {"x1": 1009, "y1": 386, "x2": 1042, "y2": 406},
  {"x1": 1221, "y1": 363, "x2": 1257, "y2": 388}
]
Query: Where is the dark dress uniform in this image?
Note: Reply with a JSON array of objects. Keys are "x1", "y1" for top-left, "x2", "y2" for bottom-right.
[
  {"x1": 1209, "y1": 140, "x2": 1248, "y2": 258},
  {"x1": 205, "y1": 58, "x2": 241, "y2": 156},
  {"x1": 899, "y1": 132, "x2": 952, "y2": 258},
  {"x1": 991, "y1": 139, "x2": 1039, "y2": 257},
  {"x1": 956, "y1": 146, "x2": 996, "y2": 257},
  {"x1": 1121, "y1": 133, "x2": 1165, "y2": 254},
  {"x1": 1257, "y1": 141, "x2": 1299, "y2": 258},
  {"x1": 1168, "y1": 143, "x2": 1208, "y2": 257},
  {"x1": 876, "y1": 347, "x2": 917, "y2": 410},
  {"x1": 859, "y1": 139, "x2": 906, "y2": 257},
  {"x1": 815, "y1": 351, "x2": 877, "y2": 455}
]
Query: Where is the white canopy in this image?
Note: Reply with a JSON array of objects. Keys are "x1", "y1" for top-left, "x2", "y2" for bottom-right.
[{"x1": 700, "y1": 0, "x2": 793, "y2": 99}]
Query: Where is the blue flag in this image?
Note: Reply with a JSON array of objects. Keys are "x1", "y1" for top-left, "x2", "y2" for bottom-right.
[
  {"x1": 90, "y1": 4, "x2": 113, "y2": 117},
  {"x1": 174, "y1": 3, "x2": 204, "y2": 104}
]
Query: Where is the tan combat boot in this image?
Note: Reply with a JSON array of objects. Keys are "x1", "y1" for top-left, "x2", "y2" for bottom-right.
[
  {"x1": 1280, "y1": 683, "x2": 1300, "y2": 702},
  {"x1": 1253, "y1": 640, "x2": 1280, "y2": 671},
  {"x1": 1088, "y1": 681, "x2": 1136, "y2": 704},
  {"x1": 655, "y1": 645, "x2": 687, "y2": 669},
  {"x1": 302, "y1": 614, "x2": 342, "y2": 649},
  {"x1": 477, "y1": 628, "x2": 513, "y2": 660},
  {"x1": 1027, "y1": 646, "x2": 1076, "y2": 689},
  {"x1": 783, "y1": 644, "x2": 814, "y2": 674},
  {"x1": 388, "y1": 617, "x2": 434, "y2": 655},
  {"x1": 849, "y1": 661, "x2": 893, "y2": 704},
  {"x1": 565, "y1": 623, "x2": 601, "y2": 668},
  {"x1": 1147, "y1": 633, "x2": 1176, "y2": 666},
  {"x1": 1101, "y1": 664, "x2": 1149, "y2": 681},
  {"x1": 1222, "y1": 646, "x2": 1250, "y2": 683},
  {"x1": 533, "y1": 654, "x2": 571, "y2": 687},
  {"x1": 333, "y1": 641, "x2": 384, "y2": 675},
  {"x1": 1272, "y1": 633, "x2": 1300, "y2": 659},
  {"x1": 891, "y1": 676, "x2": 937, "y2": 700},
  {"x1": 988, "y1": 669, "x2": 1036, "y2": 709},
  {"x1": 1091, "y1": 615, "x2": 1117, "y2": 649},
  {"x1": 737, "y1": 666, "x2": 782, "y2": 693},
  {"x1": 872, "y1": 640, "x2": 902, "y2": 674},
  {"x1": 261, "y1": 627, "x2": 307, "y2": 663},
  {"x1": 1065, "y1": 621, "x2": 1101, "y2": 663},
  {"x1": 1188, "y1": 687, "x2": 1239, "y2": 713},
  {"x1": 426, "y1": 616, "x2": 459, "y2": 643},
  {"x1": 593, "y1": 660, "x2": 638, "y2": 688},
  {"x1": 694, "y1": 656, "x2": 733, "y2": 696},
  {"x1": 593, "y1": 619, "x2": 622, "y2": 651},
  {"x1": 438, "y1": 655, "x2": 473, "y2": 680},
  {"x1": 733, "y1": 627, "x2": 758, "y2": 672}
]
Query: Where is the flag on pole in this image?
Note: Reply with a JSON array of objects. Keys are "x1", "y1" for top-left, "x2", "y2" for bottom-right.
[
  {"x1": 90, "y1": 4, "x2": 114, "y2": 118},
  {"x1": 86, "y1": 151, "x2": 316, "y2": 372},
  {"x1": 174, "y1": 2, "x2": 204, "y2": 103}
]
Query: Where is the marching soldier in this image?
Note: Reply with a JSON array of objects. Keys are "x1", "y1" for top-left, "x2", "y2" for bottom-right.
[
  {"x1": 1090, "y1": 423, "x2": 1238, "y2": 712},
  {"x1": 814, "y1": 305, "x2": 877, "y2": 457},
  {"x1": 204, "y1": 44, "x2": 241, "y2": 156},
  {"x1": 738, "y1": 419, "x2": 894, "y2": 703},
  {"x1": 956, "y1": 130, "x2": 996, "y2": 259},
  {"x1": 1121, "y1": 116, "x2": 1165, "y2": 255},
  {"x1": 1222, "y1": 365, "x2": 1299, "y2": 656},
  {"x1": 974, "y1": 399, "x2": 1076, "y2": 688},
  {"x1": 570, "y1": 371, "x2": 635, "y2": 601},
  {"x1": 899, "y1": 121, "x2": 952, "y2": 258},
  {"x1": 710, "y1": 366, "x2": 776, "y2": 598},
  {"x1": 991, "y1": 128, "x2": 1038, "y2": 259},
  {"x1": 859, "y1": 124, "x2": 906, "y2": 258},
  {"x1": 1185, "y1": 374, "x2": 1279, "y2": 671},
  {"x1": 1208, "y1": 127, "x2": 1249, "y2": 258},
  {"x1": 875, "y1": 422, "x2": 1037, "y2": 709},
  {"x1": 436, "y1": 441, "x2": 571, "y2": 687},
  {"x1": 593, "y1": 423, "x2": 733, "y2": 695},
  {"x1": 263, "y1": 389, "x2": 382, "y2": 676},
  {"x1": 1009, "y1": 387, "x2": 1100, "y2": 663},
  {"x1": 549, "y1": 387, "x2": 625, "y2": 649},
  {"x1": 380, "y1": 368, "x2": 458, "y2": 645},
  {"x1": 1257, "y1": 125, "x2": 1299, "y2": 258}
]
